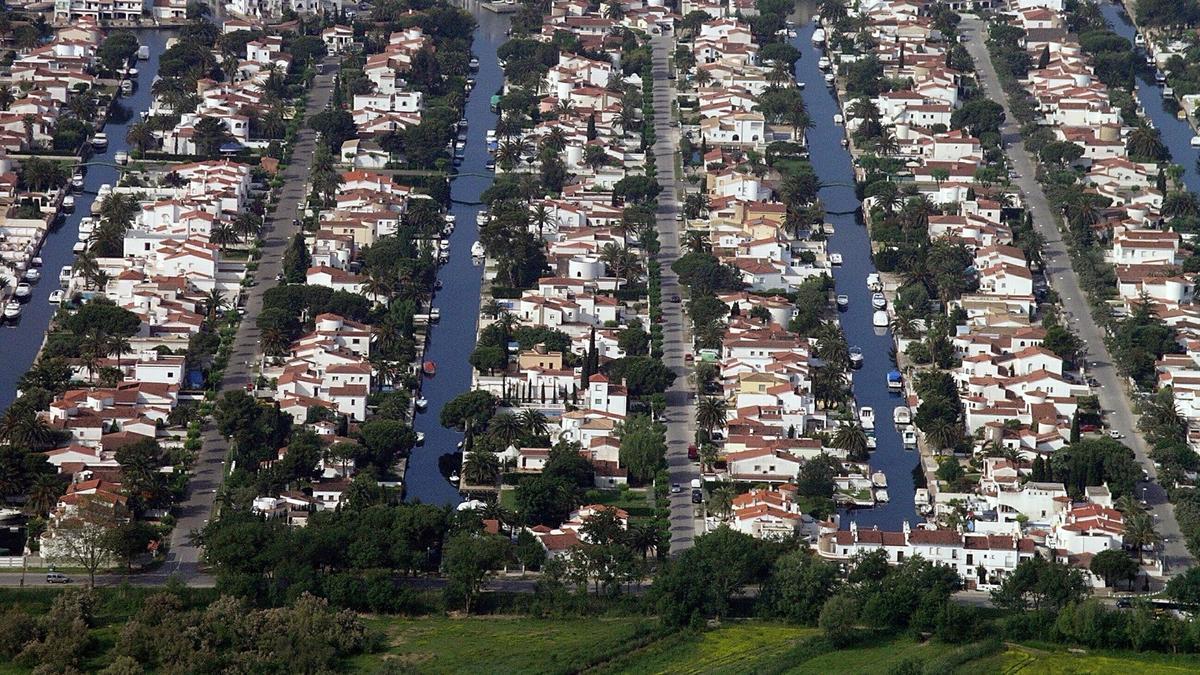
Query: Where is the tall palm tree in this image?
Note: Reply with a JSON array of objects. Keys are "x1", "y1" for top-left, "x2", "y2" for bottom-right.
[
  {"x1": 519, "y1": 409, "x2": 549, "y2": 438},
  {"x1": 626, "y1": 520, "x2": 660, "y2": 560},
  {"x1": 708, "y1": 483, "x2": 737, "y2": 520},
  {"x1": 1122, "y1": 509, "x2": 1160, "y2": 562},
  {"x1": 488, "y1": 412, "x2": 524, "y2": 447},
  {"x1": 683, "y1": 230, "x2": 710, "y2": 254},
  {"x1": 208, "y1": 222, "x2": 240, "y2": 251},
  {"x1": 107, "y1": 334, "x2": 131, "y2": 373},
  {"x1": 924, "y1": 419, "x2": 959, "y2": 452},
  {"x1": 462, "y1": 451, "x2": 500, "y2": 485},
  {"x1": 696, "y1": 397, "x2": 727, "y2": 436},
  {"x1": 831, "y1": 423, "x2": 870, "y2": 461},
  {"x1": 202, "y1": 289, "x2": 227, "y2": 323},
  {"x1": 26, "y1": 473, "x2": 64, "y2": 516},
  {"x1": 1126, "y1": 123, "x2": 1166, "y2": 162},
  {"x1": 126, "y1": 122, "x2": 156, "y2": 155}
]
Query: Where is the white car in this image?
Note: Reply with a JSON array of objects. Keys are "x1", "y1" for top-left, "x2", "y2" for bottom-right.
[{"x1": 1108, "y1": 429, "x2": 1123, "y2": 439}]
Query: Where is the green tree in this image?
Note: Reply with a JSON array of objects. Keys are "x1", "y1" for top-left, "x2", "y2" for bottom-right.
[{"x1": 441, "y1": 532, "x2": 509, "y2": 614}]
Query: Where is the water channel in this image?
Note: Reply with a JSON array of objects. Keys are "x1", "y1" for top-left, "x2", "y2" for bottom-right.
[
  {"x1": 792, "y1": 16, "x2": 919, "y2": 530},
  {"x1": 405, "y1": 2, "x2": 507, "y2": 505},
  {"x1": 0, "y1": 29, "x2": 172, "y2": 413},
  {"x1": 1099, "y1": 1, "x2": 1200, "y2": 190}
]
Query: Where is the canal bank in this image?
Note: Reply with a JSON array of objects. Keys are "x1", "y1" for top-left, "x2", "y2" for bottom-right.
[
  {"x1": 1099, "y1": 2, "x2": 1200, "y2": 191},
  {"x1": 792, "y1": 21, "x2": 918, "y2": 530},
  {"x1": 405, "y1": 1, "x2": 507, "y2": 505},
  {"x1": 0, "y1": 29, "x2": 172, "y2": 413}
]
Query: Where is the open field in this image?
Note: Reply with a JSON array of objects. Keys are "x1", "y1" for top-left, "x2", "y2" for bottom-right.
[
  {"x1": 968, "y1": 644, "x2": 1200, "y2": 674},
  {"x1": 593, "y1": 622, "x2": 818, "y2": 674}
]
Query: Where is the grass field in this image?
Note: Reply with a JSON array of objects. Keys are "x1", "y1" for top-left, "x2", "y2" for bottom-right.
[
  {"x1": 351, "y1": 616, "x2": 659, "y2": 674},
  {"x1": 593, "y1": 622, "x2": 818, "y2": 674},
  {"x1": 969, "y1": 644, "x2": 1200, "y2": 674},
  {"x1": 783, "y1": 634, "x2": 956, "y2": 674}
]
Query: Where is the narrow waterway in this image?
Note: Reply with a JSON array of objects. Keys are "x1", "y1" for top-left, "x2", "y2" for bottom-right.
[
  {"x1": 406, "y1": 2, "x2": 506, "y2": 505},
  {"x1": 1099, "y1": 1, "x2": 1200, "y2": 189},
  {"x1": 792, "y1": 20, "x2": 918, "y2": 530},
  {"x1": 0, "y1": 29, "x2": 171, "y2": 412}
]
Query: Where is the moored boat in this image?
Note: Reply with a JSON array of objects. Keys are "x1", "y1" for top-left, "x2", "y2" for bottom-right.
[{"x1": 422, "y1": 361, "x2": 437, "y2": 376}]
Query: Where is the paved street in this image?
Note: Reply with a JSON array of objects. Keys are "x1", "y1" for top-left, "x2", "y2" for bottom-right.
[
  {"x1": 163, "y1": 56, "x2": 341, "y2": 580},
  {"x1": 650, "y1": 34, "x2": 702, "y2": 553},
  {"x1": 962, "y1": 18, "x2": 1190, "y2": 573}
]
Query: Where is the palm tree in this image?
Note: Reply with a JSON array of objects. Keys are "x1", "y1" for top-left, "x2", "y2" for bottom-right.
[
  {"x1": 847, "y1": 96, "x2": 880, "y2": 124},
  {"x1": 541, "y1": 127, "x2": 568, "y2": 154},
  {"x1": 1126, "y1": 123, "x2": 1166, "y2": 162},
  {"x1": 696, "y1": 397, "x2": 727, "y2": 436},
  {"x1": 831, "y1": 423, "x2": 870, "y2": 461},
  {"x1": 531, "y1": 203, "x2": 552, "y2": 239},
  {"x1": 126, "y1": 122, "x2": 156, "y2": 156},
  {"x1": 519, "y1": 409, "x2": 549, "y2": 438},
  {"x1": 480, "y1": 298, "x2": 504, "y2": 319},
  {"x1": 232, "y1": 212, "x2": 261, "y2": 241},
  {"x1": 208, "y1": 222, "x2": 240, "y2": 251},
  {"x1": 496, "y1": 140, "x2": 523, "y2": 171},
  {"x1": 488, "y1": 413, "x2": 524, "y2": 447},
  {"x1": 924, "y1": 419, "x2": 959, "y2": 452},
  {"x1": 626, "y1": 521, "x2": 660, "y2": 560},
  {"x1": 202, "y1": 289, "x2": 227, "y2": 322},
  {"x1": 26, "y1": 473, "x2": 64, "y2": 516},
  {"x1": 0, "y1": 406, "x2": 52, "y2": 448},
  {"x1": 100, "y1": 193, "x2": 139, "y2": 230},
  {"x1": 683, "y1": 230, "x2": 710, "y2": 254},
  {"x1": 107, "y1": 333, "x2": 131, "y2": 373},
  {"x1": 1122, "y1": 509, "x2": 1160, "y2": 562},
  {"x1": 261, "y1": 327, "x2": 291, "y2": 357},
  {"x1": 684, "y1": 193, "x2": 709, "y2": 220},
  {"x1": 708, "y1": 483, "x2": 736, "y2": 520},
  {"x1": 462, "y1": 451, "x2": 500, "y2": 486}
]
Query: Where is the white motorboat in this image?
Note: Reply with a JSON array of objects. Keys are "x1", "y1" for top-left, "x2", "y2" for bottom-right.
[
  {"x1": 836, "y1": 294, "x2": 849, "y2": 309},
  {"x1": 812, "y1": 28, "x2": 826, "y2": 45},
  {"x1": 59, "y1": 266, "x2": 72, "y2": 286},
  {"x1": 23, "y1": 268, "x2": 39, "y2": 282},
  {"x1": 114, "y1": 151, "x2": 129, "y2": 165},
  {"x1": 30, "y1": 257, "x2": 42, "y2": 267},
  {"x1": 416, "y1": 432, "x2": 426, "y2": 444},
  {"x1": 415, "y1": 397, "x2": 428, "y2": 410},
  {"x1": 48, "y1": 290, "x2": 64, "y2": 304},
  {"x1": 71, "y1": 173, "x2": 84, "y2": 189},
  {"x1": 833, "y1": 114, "x2": 843, "y2": 125},
  {"x1": 120, "y1": 80, "x2": 133, "y2": 96},
  {"x1": 866, "y1": 272, "x2": 881, "y2": 290},
  {"x1": 875, "y1": 490, "x2": 889, "y2": 503},
  {"x1": 91, "y1": 132, "x2": 108, "y2": 150},
  {"x1": 824, "y1": 73, "x2": 835, "y2": 86},
  {"x1": 469, "y1": 57, "x2": 480, "y2": 70},
  {"x1": 13, "y1": 282, "x2": 31, "y2": 299},
  {"x1": 430, "y1": 307, "x2": 441, "y2": 322},
  {"x1": 449, "y1": 473, "x2": 460, "y2": 484},
  {"x1": 1164, "y1": 86, "x2": 1174, "y2": 98},
  {"x1": 859, "y1": 406, "x2": 875, "y2": 430},
  {"x1": 78, "y1": 229, "x2": 90, "y2": 242},
  {"x1": 72, "y1": 241, "x2": 86, "y2": 254},
  {"x1": 902, "y1": 428, "x2": 918, "y2": 447},
  {"x1": 138, "y1": 45, "x2": 149, "y2": 60},
  {"x1": 849, "y1": 346, "x2": 863, "y2": 367},
  {"x1": 476, "y1": 211, "x2": 488, "y2": 226},
  {"x1": 893, "y1": 406, "x2": 911, "y2": 426},
  {"x1": 471, "y1": 241, "x2": 485, "y2": 258},
  {"x1": 438, "y1": 238, "x2": 450, "y2": 250},
  {"x1": 873, "y1": 310, "x2": 889, "y2": 327},
  {"x1": 818, "y1": 56, "x2": 831, "y2": 70},
  {"x1": 62, "y1": 196, "x2": 75, "y2": 211},
  {"x1": 127, "y1": 67, "x2": 138, "y2": 77},
  {"x1": 1191, "y1": 136, "x2": 1200, "y2": 148},
  {"x1": 871, "y1": 471, "x2": 887, "y2": 488},
  {"x1": 872, "y1": 292, "x2": 887, "y2": 309},
  {"x1": 867, "y1": 436, "x2": 877, "y2": 449},
  {"x1": 3, "y1": 301, "x2": 20, "y2": 320},
  {"x1": 830, "y1": 252, "x2": 843, "y2": 265}
]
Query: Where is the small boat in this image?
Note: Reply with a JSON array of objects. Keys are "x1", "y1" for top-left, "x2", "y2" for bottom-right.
[
  {"x1": 476, "y1": 211, "x2": 488, "y2": 226},
  {"x1": 30, "y1": 257, "x2": 42, "y2": 267},
  {"x1": 866, "y1": 272, "x2": 881, "y2": 290},
  {"x1": 469, "y1": 57, "x2": 480, "y2": 70},
  {"x1": 415, "y1": 397, "x2": 428, "y2": 410},
  {"x1": 127, "y1": 67, "x2": 138, "y2": 77},
  {"x1": 13, "y1": 283, "x2": 31, "y2": 299},
  {"x1": 23, "y1": 268, "x2": 39, "y2": 282},
  {"x1": 872, "y1": 310, "x2": 888, "y2": 327},
  {"x1": 62, "y1": 196, "x2": 75, "y2": 211},
  {"x1": 72, "y1": 241, "x2": 86, "y2": 253},
  {"x1": 1164, "y1": 86, "x2": 1174, "y2": 98},
  {"x1": 114, "y1": 151, "x2": 129, "y2": 165},
  {"x1": 849, "y1": 346, "x2": 863, "y2": 367},
  {"x1": 446, "y1": 214, "x2": 457, "y2": 224},
  {"x1": 887, "y1": 370, "x2": 904, "y2": 390},
  {"x1": 120, "y1": 80, "x2": 133, "y2": 96},
  {"x1": 3, "y1": 301, "x2": 20, "y2": 320},
  {"x1": 818, "y1": 56, "x2": 831, "y2": 70},
  {"x1": 1134, "y1": 33, "x2": 1145, "y2": 48},
  {"x1": 456, "y1": 440, "x2": 464, "y2": 449},
  {"x1": 430, "y1": 307, "x2": 441, "y2": 322},
  {"x1": 893, "y1": 406, "x2": 911, "y2": 426},
  {"x1": 812, "y1": 28, "x2": 826, "y2": 45},
  {"x1": 48, "y1": 290, "x2": 64, "y2": 304},
  {"x1": 138, "y1": 45, "x2": 150, "y2": 60},
  {"x1": 449, "y1": 472, "x2": 460, "y2": 484},
  {"x1": 438, "y1": 239, "x2": 450, "y2": 250},
  {"x1": 902, "y1": 428, "x2": 918, "y2": 447},
  {"x1": 416, "y1": 431, "x2": 426, "y2": 444},
  {"x1": 841, "y1": 137, "x2": 849, "y2": 146},
  {"x1": 836, "y1": 294, "x2": 848, "y2": 309},
  {"x1": 59, "y1": 266, "x2": 72, "y2": 286},
  {"x1": 71, "y1": 173, "x2": 84, "y2": 189},
  {"x1": 78, "y1": 229, "x2": 91, "y2": 242},
  {"x1": 471, "y1": 241, "x2": 485, "y2": 258},
  {"x1": 871, "y1": 471, "x2": 887, "y2": 488},
  {"x1": 1155, "y1": 71, "x2": 1166, "y2": 83},
  {"x1": 872, "y1": 292, "x2": 887, "y2": 309},
  {"x1": 91, "y1": 133, "x2": 107, "y2": 150},
  {"x1": 833, "y1": 114, "x2": 843, "y2": 125},
  {"x1": 859, "y1": 406, "x2": 875, "y2": 430},
  {"x1": 875, "y1": 490, "x2": 889, "y2": 503},
  {"x1": 867, "y1": 436, "x2": 877, "y2": 449},
  {"x1": 434, "y1": 279, "x2": 443, "y2": 290},
  {"x1": 1191, "y1": 136, "x2": 1200, "y2": 148},
  {"x1": 422, "y1": 361, "x2": 437, "y2": 376},
  {"x1": 830, "y1": 252, "x2": 843, "y2": 265},
  {"x1": 485, "y1": 158, "x2": 495, "y2": 170},
  {"x1": 824, "y1": 73, "x2": 835, "y2": 86}
]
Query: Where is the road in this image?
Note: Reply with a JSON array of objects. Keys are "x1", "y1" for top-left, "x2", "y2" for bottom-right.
[
  {"x1": 961, "y1": 18, "x2": 1190, "y2": 573},
  {"x1": 650, "y1": 34, "x2": 702, "y2": 553},
  {"x1": 163, "y1": 55, "x2": 341, "y2": 579}
]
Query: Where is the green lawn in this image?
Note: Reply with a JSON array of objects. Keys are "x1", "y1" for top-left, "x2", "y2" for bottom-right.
[
  {"x1": 971, "y1": 644, "x2": 1200, "y2": 674},
  {"x1": 581, "y1": 488, "x2": 655, "y2": 519},
  {"x1": 350, "y1": 616, "x2": 657, "y2": 674},
  {"x1": 594, "y1": 622, "x2": 817, "y2": 674}
]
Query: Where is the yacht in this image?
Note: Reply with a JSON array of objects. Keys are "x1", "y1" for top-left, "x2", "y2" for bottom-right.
[
  {"x1": 812, "y1": 28, "x2": 826, "y2": 45},
  {"x1": 48, "y1": 289, "x2": 65, "y2": 304},
  {"x1": 62, "y1": 196, "x2": 75, "y2": 211},
  {"x1": 871, "y1": 471, "x2": 888, "y2": 488},
  {"x1": 859, "y1": 406, "x2": 875, "y2": 430},
  {"x1": 114, "y1": 151, "x2": 129, "y2": 165},
  {"x1": 830, "y1": 252, "x2": 843, "y2": 265},
  {"x1": 91, "y1": 132, "x2": 108, "y2": 150},
  {"x1": 59, "y1": 266, "x2": 72, "y2": 287},
  {"x1": 872, "y1": 292, "x2": 887, "y2": 309},
  {"x1": 13, "y1": 282, "x2": 31, "y2": 299},
  {"x1": 415, "y1": 397, "x2": 428, "y2": 410},
  {"x1": 71, "y1": 173, "x2": 85, "y2": 189},
  {"x1": 875, "y1": 490, "x2": 890, "y2": 503},
  {"x1": 30, "y1": 257, "x2": 42, "y2": 267},
  {"x1": 471, "y1": 241, "x2": 485, "y2": 258},
  {"x1": 866, "y1": 272, "x2": 881, "y2": 290},
  {"x1": 3, "y1": 301, "x2": 20, "y2": 320},
  {"x1": 872, "y1": 310, "x2": 889, "y2": 327},
  {"x1": 849, "y1": 346, "x2": 863, "y2": 368},
  {"x1": 72, "y1": 241, "x2": 87, "y2": 254},
  {"x1": 887, "y1": 370, "x2": 904, "y2": 390},
  {"x1": 23, "y1": 268, "x2": 39, "y2": 282},
  {"x1": 836, "y1": 294, "x2": 848, "y2": 309},
  {"x1": 893, "y1": 406, "x2": 911, "y2": 426},
  {"x1": 818, "y1": 56, "x2": 831, "y2": 70},
  {"x1": 902, "y1": 428, "x2": 918, "y2": 447}
]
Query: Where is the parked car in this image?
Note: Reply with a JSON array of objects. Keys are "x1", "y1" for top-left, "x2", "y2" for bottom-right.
[
  {"x1": 46, "y1": 572, "x2": 71, "y2": 584},
  {"x1": 687, "y1": 444, "x2": 698, "y2": 460},
  {"x1": 670, "y1": 483, "x2": 682, "y2": 494},
  {"x1": 691, "y1": 489, "x2": 703, "y2": 504}
]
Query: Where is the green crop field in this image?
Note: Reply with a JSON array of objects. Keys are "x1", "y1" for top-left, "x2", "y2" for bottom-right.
[
  {"x1": 970, "y1": 644, "x2": 1200, "y2": 674},
  {"x1": 783, "y1": 634, "x2": 956, "y2": 674},
  {"x1": 594, "y1": 622, "x2": 818, "y2": 674}
]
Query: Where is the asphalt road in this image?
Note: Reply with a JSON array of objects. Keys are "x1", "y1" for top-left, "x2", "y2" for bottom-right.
[
  {"x1": 162, "y1": 56, "x2": 341, "y2": 580},
  {"x1": 650, "y1": 34, "x2": 702, "y2": 554},
  {"x1": 961, "y1": 18, "x2": 1190, "y2": 573}
]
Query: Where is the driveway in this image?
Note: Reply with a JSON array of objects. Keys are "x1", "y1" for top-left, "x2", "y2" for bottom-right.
[
  {"x1": 163, "y1": 55, "x2": 341, "y2": 580},
  {"x1": 650, "y1": 34, "x2": 702, "y2": 553},
  {"x1": 961, "y1": 18, "x2": 1190, "y2": 573}
]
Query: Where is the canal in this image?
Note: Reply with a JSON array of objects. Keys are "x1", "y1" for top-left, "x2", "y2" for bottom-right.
[
  {"x1": 0, "y1": 29, "x2": 172, "y2": 413},
  {"x1": 406, "y1": 1, "x2": 507, "y2": 505},
  {"x1": 1099, "y1": 1, "x2": 1200, "y2": 190},
  {"x1": 792, "y1": 19, "x2": 919, "y2": 530}
]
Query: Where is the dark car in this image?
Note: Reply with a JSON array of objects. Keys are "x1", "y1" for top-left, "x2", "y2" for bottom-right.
[
  {"x1": 691, "y1": 489, "x2": 703, "y2": 504},
  {"x1": 670, "y1": 294, "x2": 681, "y2": 303},
  {"x1": 687, "y1": 444, "x2": 698, "y2": 460}
]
